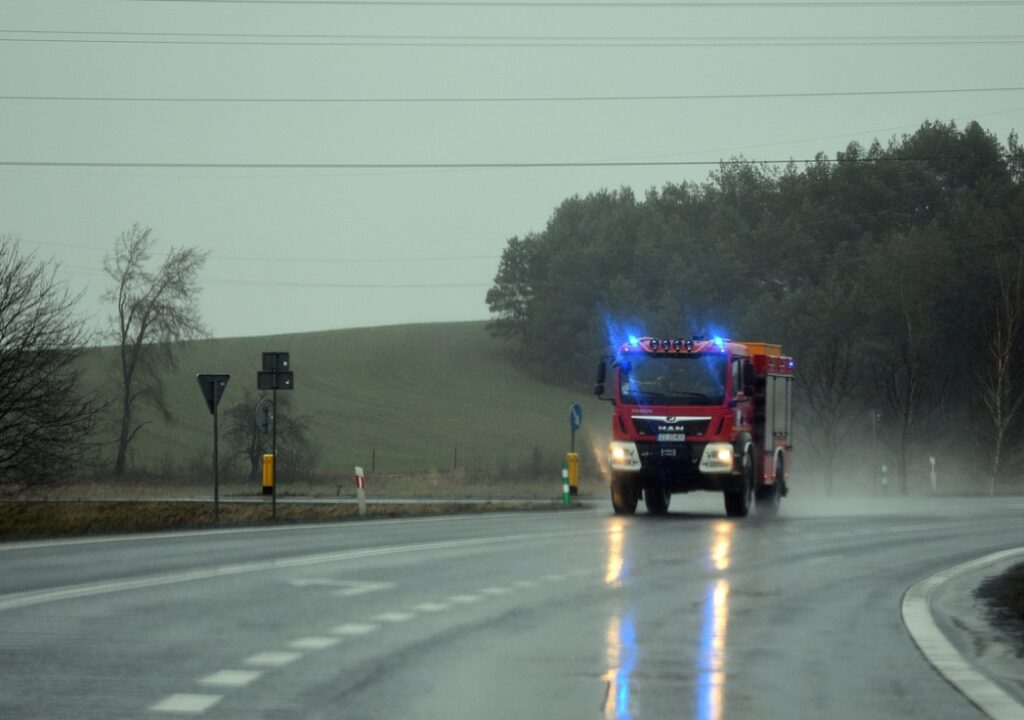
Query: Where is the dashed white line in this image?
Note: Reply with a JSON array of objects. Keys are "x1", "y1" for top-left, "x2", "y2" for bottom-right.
[
  {"x1": 244, "y1": 651, "x2": 303, "y2": 667},
  {"x1": 289, "y1": 636, "x2": 341, "y2": 650},
  {"x1": 150, "y1": 693, "x2": 223, "y2": 714},
  {"x1": 513, "y1": 580, "x2": 538, "y2": 588},
  {"x1": 413, "y1": 602, "x2": 451, "y2": 612},
  {"x1": 199, "y1": 669, "x2": 263, "y2": 688},
  {"x1": 481, "y1": 586, "x2": 511, "y2": 595},
  {"x1": 331, "y1": 622, "x2": 379, "y2": 636},
  {"x1": 374, "y1": 611, "x2": 416, "y2": 623},
  {"x1": 543, "y1": 574, "x2": 567, "y2": 582},
  {"x1": 448, "y1": 594, "x2": 483, "y2": 604}
]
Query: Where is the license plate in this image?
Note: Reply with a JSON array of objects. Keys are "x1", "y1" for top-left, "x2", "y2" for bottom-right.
[{"x1": 657, "y1": 433, "x2": 685, "y2": 442}]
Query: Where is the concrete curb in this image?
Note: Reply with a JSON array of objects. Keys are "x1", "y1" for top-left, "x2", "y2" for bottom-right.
[{"x1": 902, "y1": 548, "x2": 1024, "y2": 720}]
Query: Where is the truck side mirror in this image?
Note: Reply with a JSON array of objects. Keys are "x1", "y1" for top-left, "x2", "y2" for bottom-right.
[{"x1": 594, "y1": 360, "x2": 606, "y2": 397}]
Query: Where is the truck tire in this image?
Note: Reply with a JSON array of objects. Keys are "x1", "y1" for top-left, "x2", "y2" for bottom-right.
[
  {"x1": 724, "y1": 449, "x2": 754, "y2": 518},
  {"x1": 645, "y1": 484, "x2": 671, "y2": 515},
  {"x1": 755, "y1": 458, "x2": 783, "y2": 515},
  {"x1": 610, "y1": 472, "x2": 639, "y2": 515}
]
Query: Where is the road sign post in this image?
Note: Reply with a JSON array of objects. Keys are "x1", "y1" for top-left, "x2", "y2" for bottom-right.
[
  {"x1": 258, "y1": 352, "x2": 294, "y2": 520},
  {"x1": 569, "y1": 403, "x2": 582, "y2": 453},
  {"x1": 568, "y1": 403, "x2": 582, "y2": 496},
  {"x1": 196, "y1": 374, "x2": 230, "y2": 523}
]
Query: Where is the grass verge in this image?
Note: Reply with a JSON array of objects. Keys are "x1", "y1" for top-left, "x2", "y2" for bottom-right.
[{"x1": 0, "y1": 500, "x2": 575, "y2": 542}]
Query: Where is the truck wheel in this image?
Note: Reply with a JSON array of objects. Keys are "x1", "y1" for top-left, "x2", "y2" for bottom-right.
[
  {"x1": 724, "y1": 450, "x2": 753, "y2": 518},
  {"x1": 610, "y1": 472, "x2": 639, "y2": 515},
  {"x1": 645, "y1": 484, "x2": 671, "y2": 515},
  {"x1": 755, "y1": 458, "x2": 783, "y2": 516}
]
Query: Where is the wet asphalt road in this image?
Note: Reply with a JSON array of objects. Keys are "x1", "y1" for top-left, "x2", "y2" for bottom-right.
[{"x1": 2, "y1": 494, "x2": 1024, "y2": 720}]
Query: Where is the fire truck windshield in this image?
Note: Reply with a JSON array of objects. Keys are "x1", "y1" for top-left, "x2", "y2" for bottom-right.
[{"x1": 619, "y1": 353, "x2": 727, "y2": 406}]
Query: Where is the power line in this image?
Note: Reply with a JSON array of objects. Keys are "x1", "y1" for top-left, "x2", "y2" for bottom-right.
[
  {"x1": 4, "y1": 86, "x2": 1023, "y2": 104},
  {"x1": 3, "y1": 34, "x2": 1022, "y2": 47},
  {"x1": 61, "y1": 265, "x2": 490, "y2": 289},
  {"x1": 19, "y1": 237, "x2": 499, "y2": 264},
  {"x1": 4, "y1": 28, "x2": 1023, "y2": 43},
  {"x1": 0, "y1": 157, "x2": 997, "y2": 170},
  {"x1": 127, "y1": 0, "x2": 1024, "y2": 8}
]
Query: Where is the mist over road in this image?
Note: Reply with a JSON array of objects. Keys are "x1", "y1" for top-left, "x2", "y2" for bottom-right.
[{"x1": 2, "y1": 495, "x2": 1022, "y2": 719}]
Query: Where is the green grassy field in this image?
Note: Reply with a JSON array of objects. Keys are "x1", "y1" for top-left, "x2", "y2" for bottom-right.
[{"x1": 80, "y1": 321, "x2": 610, "y2": 489}]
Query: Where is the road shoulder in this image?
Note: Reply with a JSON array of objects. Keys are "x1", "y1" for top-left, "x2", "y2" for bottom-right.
[{"x1": 903, "y1": 548, "x2": 1024, "y2": 720}]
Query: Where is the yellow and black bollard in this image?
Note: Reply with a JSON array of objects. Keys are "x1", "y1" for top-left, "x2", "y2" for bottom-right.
[
  {"x1": 262, "y1": 453, "x2": 274, "y2": 496},
  {"x1": 566, "y1": 452, "x2": 579, "y2": 496}
]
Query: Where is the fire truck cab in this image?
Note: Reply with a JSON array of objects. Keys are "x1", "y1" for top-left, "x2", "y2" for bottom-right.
[{"x1": 594, "y1": 335, "x2": 794, "y2": 517}]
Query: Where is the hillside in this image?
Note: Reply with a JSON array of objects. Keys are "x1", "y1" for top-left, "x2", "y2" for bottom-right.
[{"x1": 81, "y1": 321, "x2": 610, "y2": 483}]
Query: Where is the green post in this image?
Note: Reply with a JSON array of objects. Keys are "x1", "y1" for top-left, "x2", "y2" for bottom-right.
[{"x1": 561, "y1": 461, "x2": 570, "y2": 505}]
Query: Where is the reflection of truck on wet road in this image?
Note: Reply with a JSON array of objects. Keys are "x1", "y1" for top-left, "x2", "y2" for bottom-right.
[{"x1": 594, "y1": 336, "x2": 794, "y2": 517}]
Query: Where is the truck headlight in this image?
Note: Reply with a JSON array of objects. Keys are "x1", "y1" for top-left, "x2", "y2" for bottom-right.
[
  {"x1": 609, "y1": 441, "x2": 642, "y2": 471},
  {"x1": 700, "y1": 443, "x2": 735, "y2": 473}
]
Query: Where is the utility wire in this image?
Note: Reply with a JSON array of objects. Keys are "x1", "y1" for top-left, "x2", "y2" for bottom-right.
[
  {"x1": 127, "y1": 0, "x2": 1024, "y2": 9},
  {"x1": 18, "y1": 237, "x2": 499, "y2": 264},
  {"x1": 4, "y1": 35, "x2": 1023, "y2": 47},
  {"x1": 4, "y1": 86, "x2": 1023, "y2": 104},
  {"x1": 0, "y1": 157, "x2": 1001, "y2": 170},
  {"x1": 4, "y1": 28, "x2": 1023, "y2": 43}
]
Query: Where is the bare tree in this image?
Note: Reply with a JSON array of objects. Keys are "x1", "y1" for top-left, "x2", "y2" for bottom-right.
[
  {"x1": 976, "y1": 250, "x2": 1024, "y2": 493},
  {"x1": 103, "y1": 224, "x2": 208, "y2": 476},
  {"x1": 787, "y1": 278, "x2": 866, "y2": 494},
  {"x1": 873, "y1": 232, "x2": 947, "y2": 494},
  {"x1": 224, "y1": 388, "x2": 320, "y2": 483},
  {"x1": 0, "y1": 236, "x2": 99, "y2": 496}
]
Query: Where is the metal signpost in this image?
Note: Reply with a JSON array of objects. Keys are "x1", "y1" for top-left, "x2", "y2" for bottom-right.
[
  {"x1": 569, "y1": 403, "x2": 582, "y2": 452},
  {"x1": 257, "y1": 352, "x2": 295, "y2": 520},
  {"x1": 567, "y1": 403, "x2": 582, "y2": 497},
  {"x1": 196, "y1": 374, "x2": 230, "y2": 523},
  {"x1": 256, "y1": 397, "x2": 274, "y2": 496}
]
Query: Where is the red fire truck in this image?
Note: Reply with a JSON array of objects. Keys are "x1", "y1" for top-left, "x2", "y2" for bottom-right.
[{"x1": 594, "y1": 335, "x2": 794, "y2": 517}]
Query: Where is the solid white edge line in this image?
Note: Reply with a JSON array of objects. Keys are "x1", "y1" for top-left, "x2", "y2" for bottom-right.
[
  {"x1": 0, "y1": 509, "x2": 593, "y2": 552},
  {"x1": 902, "y1": 548, "x2": 1024, "y2": 720},
  {"x1": 0, "y1": 528, "x2": 596, "y2": 612}
]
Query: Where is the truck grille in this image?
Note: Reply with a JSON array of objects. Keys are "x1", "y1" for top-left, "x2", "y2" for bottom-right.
[{"x1": 631, "y1": 416, "x2": 711, "y2": 438}]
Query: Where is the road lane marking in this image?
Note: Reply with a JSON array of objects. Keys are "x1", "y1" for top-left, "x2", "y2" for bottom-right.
[
  {"x1": 287, "y1": 579, "x2": 396, "y2": 598},
  {"x1": 331, "y1": 623, "x2": 378, "y2": 635},
  {"x1": 199, "y1": 670, "x2": 263, "y2": 687},
  {"x1": 903, "y1": 548, "x2": 1024, "y2": 720},
  {"x1": 413, "y1": 602, "x2": 451, "y2": 612},
  {"x1": 480, "y1": 587, "x2": 511, "y2": 595},
  {"x1": 513, "y1": 580, "x2": 538, "y2": 588},
  {"x1": 448, "y1": 594, "x2": 482, "y2": 604},
  {"x1": 150, "y1": 694, "x2": 223, "y2": 714},
  {"x1": 0, "y1": 529, "x2": 597, "y2": 612},
  {"x1": 0, "y1": 511, "x2": 566, "y2": 552},
  {"x1": 244, "y1": 651, "x2": 302, "y2": 667},
  {"x1": 374, "y1": 611, "x2": 415, "y2": 622},
  {"x1": 289, "y1": 636, "x2": 341, "y2": 650},
  {"x1": 543, "y1": 574, "x2": 567, "y2": 582}
]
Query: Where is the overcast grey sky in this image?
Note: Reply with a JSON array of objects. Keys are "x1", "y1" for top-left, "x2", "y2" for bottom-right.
[{"x1": 2, "y1": 0, "x2": 1023, "y2": 339}]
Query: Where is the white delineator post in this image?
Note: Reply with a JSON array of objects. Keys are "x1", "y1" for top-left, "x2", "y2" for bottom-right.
[{"x1": 355, "y1": 466, "x2": 367, "y2": 517}]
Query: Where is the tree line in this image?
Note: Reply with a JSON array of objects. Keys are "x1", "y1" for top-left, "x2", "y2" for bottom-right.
[{"x1": 486, "y1": 120, "x2": 1024, "y2": 494}]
